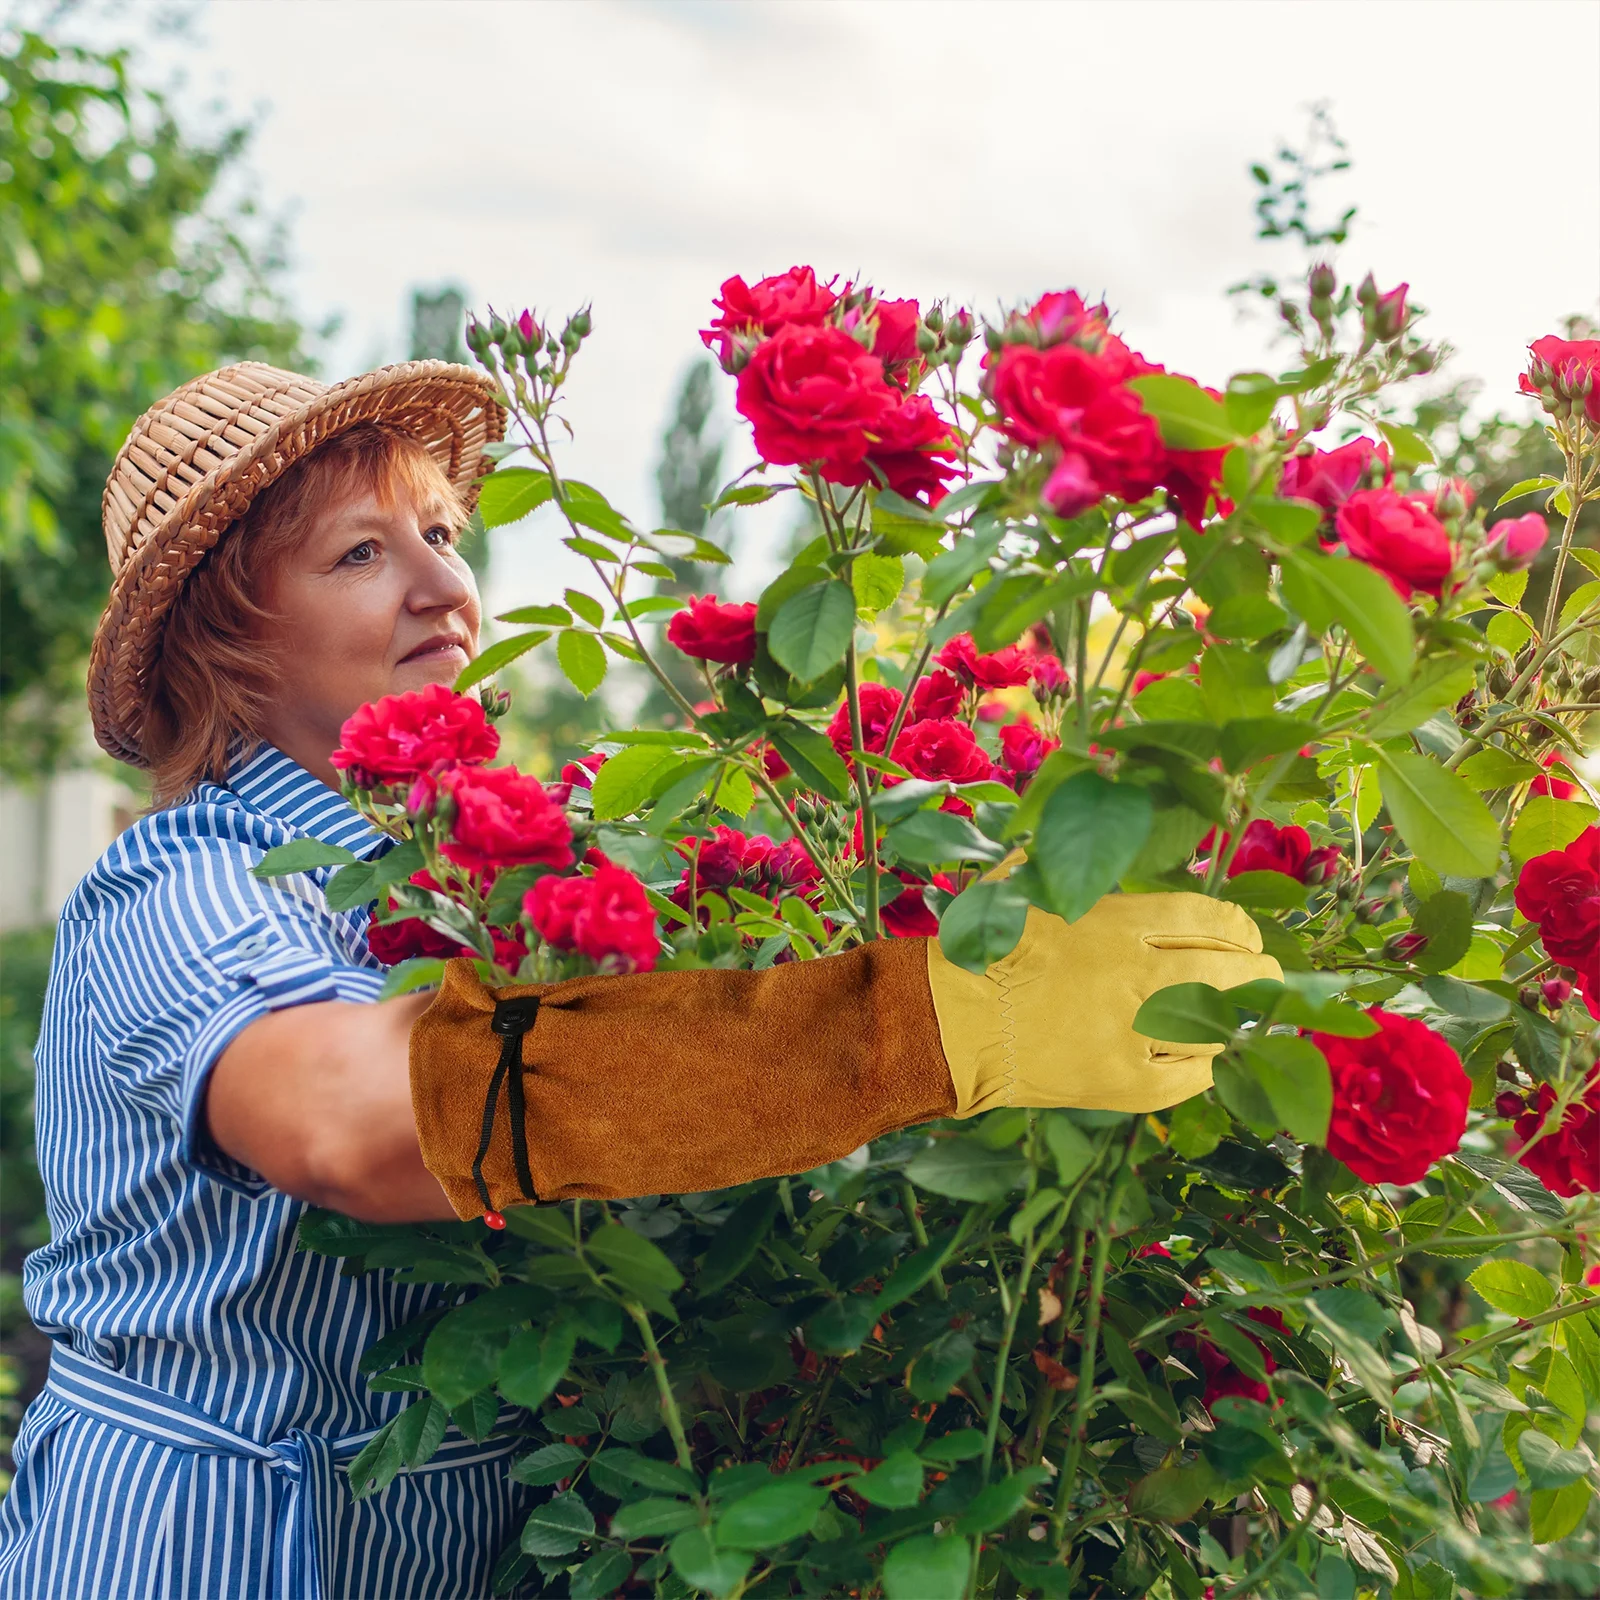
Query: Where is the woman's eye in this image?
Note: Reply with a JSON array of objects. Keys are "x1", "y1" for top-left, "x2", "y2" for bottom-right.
[
  {"x1": 341, "y1": 540, "x2": 377, "y2": 565},
  {"x1": 425, "y1": 524, "x2": 455, "y2": 548}
]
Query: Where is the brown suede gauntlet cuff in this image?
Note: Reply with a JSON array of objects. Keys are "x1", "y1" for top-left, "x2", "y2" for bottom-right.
[{"x1": 409, "y1": 939, "x2": 958, "y2": 1217}]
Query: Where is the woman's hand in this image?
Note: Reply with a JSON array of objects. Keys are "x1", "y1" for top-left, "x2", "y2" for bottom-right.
[{"x1": 207, "y1": 993, "x2": 457, "y2": 1221}]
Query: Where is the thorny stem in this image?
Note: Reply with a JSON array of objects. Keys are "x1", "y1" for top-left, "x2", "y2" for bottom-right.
[
  {"x1": 788, "y1": 1358, "x2": 839, "y2": 1469},
  {"x1": 1051, "y1": 1222, "x2": 1111, "y2": 1556},
  {"x1": 900, "y1": 1177, "x2": 947, "y2": 1300},
  {"x1": 846, "y1": 633, "x2": 883, "y2": 940},
  {"x1": 1216, "y1": 1484, "x2": 1326, "y2": 1600},
  {"x1": 1540, "y1": 444, "x2": 1593, "y2": 642},
  {"x1": 622, "y1": 1300, "x2": 694, "y2": 1475},
  {"x1": 1386, "y1": 1296, "x2": 1600, "y2": 1389}
]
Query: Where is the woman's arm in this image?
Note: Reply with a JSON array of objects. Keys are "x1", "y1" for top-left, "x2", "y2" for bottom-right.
[{"x1": 207, "y1": 993, "x2": 457, "y2": 1222}]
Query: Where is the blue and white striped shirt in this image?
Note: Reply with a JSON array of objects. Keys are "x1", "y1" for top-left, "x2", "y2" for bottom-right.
[{"x1": 0, "y1": 744, "x2": 526, "y2": 1599}]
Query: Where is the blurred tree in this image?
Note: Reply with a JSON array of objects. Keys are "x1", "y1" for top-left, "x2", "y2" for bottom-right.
[
  {"x1": 407, "y1": 284, "x2": 467, "y2": 364},
  {"x1": 0, "y1": 31, "x2": 306, "y2": 778}
]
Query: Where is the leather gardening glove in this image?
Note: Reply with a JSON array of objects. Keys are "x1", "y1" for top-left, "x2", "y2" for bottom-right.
[{"x1": 410, "y1": 892, "x2": 1279, "y2": 1217}]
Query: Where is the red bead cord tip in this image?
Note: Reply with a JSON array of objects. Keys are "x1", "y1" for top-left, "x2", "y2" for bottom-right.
[{"x1": 484, "y1": 1210, "x2": 507, "y2": 1230}]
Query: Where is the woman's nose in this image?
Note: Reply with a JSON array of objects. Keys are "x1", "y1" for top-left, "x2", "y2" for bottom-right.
[{"x1": 406, "y1": 533, "x2": 476, "y2": 615}]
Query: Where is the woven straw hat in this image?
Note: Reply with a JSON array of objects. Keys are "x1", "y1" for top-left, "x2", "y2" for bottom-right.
[{"x1": 89, "y1": 359, "x2": 506, "y2": 766}]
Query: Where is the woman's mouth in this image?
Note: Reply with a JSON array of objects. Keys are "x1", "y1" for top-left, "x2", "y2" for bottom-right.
[{"x1": 400, "y1": 635, "x2": 469, "y2": 665}]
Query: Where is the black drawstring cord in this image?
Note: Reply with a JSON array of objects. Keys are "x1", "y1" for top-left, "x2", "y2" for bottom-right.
[{"x1": 472, "y1": 997, "x2": 541, "y2": 1219}]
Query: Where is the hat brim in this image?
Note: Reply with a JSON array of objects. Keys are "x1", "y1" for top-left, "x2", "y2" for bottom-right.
[{"x1": 89, "y1": 360, "x2": 506, "y2": 768}]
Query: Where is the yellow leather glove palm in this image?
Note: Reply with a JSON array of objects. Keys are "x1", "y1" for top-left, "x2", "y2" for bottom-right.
[{"x1": 928, "y1": 893, "x2": 1281, "y2": 1117}]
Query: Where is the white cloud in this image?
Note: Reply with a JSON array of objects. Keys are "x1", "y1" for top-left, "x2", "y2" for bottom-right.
[{"x1": 122, "y1": 0, "x2": 1598, "y2": 613}]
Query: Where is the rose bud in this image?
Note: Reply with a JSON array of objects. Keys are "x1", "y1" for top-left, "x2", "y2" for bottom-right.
[
  {"x1": 1542, "y1": 977, "x2": 1574, "y2": 1009},
  {"x1": 1494, "y1": 1090, "x2": 1527, "y2": 1120},
  {"x1": 924, "y1": 304, "x2": 945, "y2": 334},
  {"x1": 948, "y1": 311, "x2": 974, "y2": 346},
  {"x1": 517, "y1": 308, "x2": 539, "y2": 345},
  {"x1": 1484, "y1": 512, "x2": 1551, "y2": 572},
  {"x1": 1373, "y1": 283, "x2": 1410, "y2": 342},
  {"x1": 488, "y1": 312, "x2": 509, "y2": 346},
  {"x1": 1385, "y1": 929, "x2": 1430, "y2": 962},
  {"x1": 1308, "y1": 262, "x2": 1338, "y2": 299}
]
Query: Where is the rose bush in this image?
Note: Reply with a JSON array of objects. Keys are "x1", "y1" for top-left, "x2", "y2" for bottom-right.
[{"x1": 261, "y1": 263, "x2": 1600, "y2": 1598}]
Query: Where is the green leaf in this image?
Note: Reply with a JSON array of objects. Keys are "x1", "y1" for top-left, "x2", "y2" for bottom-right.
[
  {"x1": 1237, "y1": 1033, "x2": 1331, "y2": 1144},
  {"x1": 422, "y1": 1305, "x2": 511, "y2": 1408},
  {"x1": 872, "y1": 1230, "x2": 964, "y2": 1315},
  {"x1": 556, "y1": 629, "x2": 607, "y2": 697},
  {"x1": 712, "y1": 479, "x2": 784, "y2": 510},
  {"x1": 1167, "y1": 1093, "x2": 1230, "y2": 1159},
  {"x1": 519, "y1": 1489, "x2": 594, "y2": 1557},
  {"x1": 920, "y1": 1429, "x2": 986, "y2": 1465},
  {"x1": 1495, "y1": 475, "x2": 1561, "y2": 509},
  {"x1": 1467, "y1": 1259, "x2": 1556, "y2": 1318},
  {"x1": 1217, "y1": 871, "x2": 1306, "y2": 910},
  {"x1": 1409, "y1": 890, "x2": 1476, "y2": 973},
  {"x1": 320, "y1": 861, "x2": 376, "y2": 912},
  {"x1": 885, "y1": 810, "x2": 1006, "y2": 866},
  {"x1": 804, "y1": 1295, "x2": 878, "y2": 1355},
  {"x1": 1510, "y1": 795, "x2": 1596, "y2": 863},
  {"x1": 695, "y1": 1188, "x2": 782, "y2": 1296},
  {"x1": 1487, "y1": 609, "x2": 1534, "y2": 654},
  {"x1": 881, "y1": 1534, "x2": 972, "y2": 1600},
  {"x1": 252, "y1": 839, "x2": 357, "y2": 878},
  {"x1": 1377, "y1": 750, "x2": 1501, "y2": 878},
  {"x1": 346, "y1": 1418, "x2": 404, "y2": 1499},
  {"x1": 1368, "y1": 658, "x2": 1477, "y2": 738},
  {"x1": 851, "y1": 552, "x2": 904, "y2": 614},
  {"x1": 611, "y1": 1498, "x2": 701, "y2": 1538},
  {"x1": 669, "y1": 1529, "x2": 753, "y2": 1598},
  {"x1": 563, "y1": 588, "x2": 605, "y2": 627},
  {"x1": 1199, "y1": 645, "x2": 1275, "y2": 721},
  {"x1": 904, "y1": 1137, "x2": 1028, "y2": 1201},
  {"x1": 1044, "y1": 1113, "x2": 1098, "y2": 1182},
  {"x1": 937, "y1": 877, "x2": 1030, "y2": 974},
  {"x1": 1126, "y1": 1460, "x2": 1218, "y2": 1522},
  {"x1": 1377, "y1": 420, "x2": 1435, "y2": 467},
  {"x1": 570, "y1": 1550, "x2": 633, "y2": 1600},
  {"x1": 1133, "y1": 982, "x2": 1238, "y2": 1046},
  {"x1": 1224, "y1": 372, "x2": 1281, "y2": 436},
  {"x1": 1129, "y1": 375, "x2": 1238, "y2": 450},
  {"x1": 595, "y1": 1447, "x2": 699, "y2": 1497},
  {"x1": 586, "y1": 1223, "x2": 684, "y2": 1295},
  {"x1": 1205, "y1": 594, "x2": 1289, "y2": 641},
  {"x1": 510, "y1": 1442, "x2": 586, "y2": 1487},
  {"x1": 1516, "y1": 1430, "x2": 1592, "y2": 1491},
  {"x1": 955, "y1": 1466, "x2": 1049, "y2": 1534},
  {"x1": 715, "y1": 1479, "x2": 828, "y2": 1549},
  {"x1": 1456, "y1": 747, "x2": 1540, "y2": 790},
  {"x1": 852, "y1": 1450, "x2": 925, "y2": 1509},
  {"x1": 922, "y1": 527, "x2": 1001, "y2": 608},
  {"x1": 1530, "y1": 1478, "x2": 1593, "y2": 1545},
  {"x1": 478, "y1": 467, "x2": 555, "y2": 528},
  {"x1": 497, "y1": 602, "x2": 572, "y2": 627},
  {"x1": 768, "y1": 580, "x2": 855, "y2": 681},
  {"x1": 393, "y1": 1395, "x2": 449, "y2": 1470},
  {"x1": 1030, "y1": 772, "x2": 1153, "y2": 922},
  {"x1": 498, "y1": 1322, "x2": 577, "y2": 1412},
  {"x1": 767, "y1": 721, "x2": 852, "y2": 803},
  {"x1": 589, "y1": 743, "x2": 684, "y2": 821},
  {"x1": 1281, "y1": 548, "x2": 1415, "y2": 683},
  {"x1": 454, "y1": 630, "x2": 546, "y2": 691}
]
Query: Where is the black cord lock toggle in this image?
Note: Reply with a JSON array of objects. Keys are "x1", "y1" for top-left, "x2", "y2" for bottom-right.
[{"x1": 472, "y1": 996, "x2": 541, "y2": 1219}]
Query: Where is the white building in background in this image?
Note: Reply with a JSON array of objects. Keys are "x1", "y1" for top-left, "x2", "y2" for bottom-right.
[{"x1": 0, "y1": 770, "x2": 135, "y2": 932}]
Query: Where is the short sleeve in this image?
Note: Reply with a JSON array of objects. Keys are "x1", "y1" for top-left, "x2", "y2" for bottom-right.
[{"x1": 83, "y1": 817, "x2": 388, "y2": 1195}]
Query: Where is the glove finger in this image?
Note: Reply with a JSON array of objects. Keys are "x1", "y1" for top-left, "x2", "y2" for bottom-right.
[
  {"x1": 1138, "y1": 895, "x2": 1265, "y2": 953},
  {"x1": 1088, "y1": 1051, "x2": 1216, "y2": 1112},
  {"x1": 1152, "y1": 945, "x2": 1283, "y2": 991}
]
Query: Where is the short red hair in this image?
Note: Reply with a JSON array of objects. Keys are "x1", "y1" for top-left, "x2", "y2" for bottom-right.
[{"x1": 143, "y1": 422, "x2": 465, "y2": 806}]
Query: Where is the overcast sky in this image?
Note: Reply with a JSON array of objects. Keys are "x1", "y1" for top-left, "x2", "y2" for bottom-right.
[{"x1": 118, "y1": 0, "x2": 1600, "y2": 609}]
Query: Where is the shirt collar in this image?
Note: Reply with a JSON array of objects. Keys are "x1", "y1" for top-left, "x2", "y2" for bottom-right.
[{"x1": 225, "y1": 743, "x2": 390, "y2": 859}]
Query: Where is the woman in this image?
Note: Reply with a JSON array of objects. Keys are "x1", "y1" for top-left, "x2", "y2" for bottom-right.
[{"x1": 0, "y1": 359, "x2": 1274, "y2": 1599}]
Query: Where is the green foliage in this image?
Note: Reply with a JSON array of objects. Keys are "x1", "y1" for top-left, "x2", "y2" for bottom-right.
[{"x1": 0, "y1": 31, "x2": 306, "y2": 775}]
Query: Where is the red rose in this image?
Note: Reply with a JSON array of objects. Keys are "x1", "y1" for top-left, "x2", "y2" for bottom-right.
[
  {"x1": 1519, "y1": 335, "x2": 1600, "y2": 426},
  {"x1": 987, "y1": 342, "x2": 1163, "y2": 513},
  {"x1": 1279, "y1": 438, "x2": 1392, "y2": 519},
  {"x1": 1333, "y1": 488, "x2": 1455, "y2": 598},
  {"x1": 1510, "y1": 1075, "x2": 1600, "y2": 1198},
  {"x1": 1030, "y1": 654, "x2": 1071, "y2": 698},
  {"x1": 527, "y1": 864, "x2": 658, "y2": 973},
  {"x1": 1022, "y1": 290, "x2": 1118, "y2": 352},
  {"x1": 671, "y1": 825, "x2": 819, "y2": 921},
  {"x1": 910, "y1": 670, "x2": 964, "y2": 721},
  {"x1": 666, "y1": 595, "x2": 758, "y2": 665},
  {"x1": 331, "y1": 684, "x2": 499, "y2": 787},
  {"x1": 1529, "y1": 751, "x2": 1579, "y2": 801},
  {"x1": 735, "y1": 323, "x2": 898, "y2": 478},
  {"x1": 759, "y1": 742, "x2": 791, "y2": 781},
  {"x1": 839, "y1": 393, "x2": 963, "y2": 507},
  {"x1": 1515, "y1": 828, "x2": 1600, "y2": 1014},
  {"x1": 560, "y1": 751, "x2": 606, "y2": 790},
  {"x1": 999, "y1": 718, "x2": 1059, "y2": 786},
  {"x1": 366, "y1": 871, "x2": 461, "y2": 965},
  {"x1": 1207, "y1": 819, "x2": 1339, "y2": 884},
  {"x1": 890, "y1": 718, "x2": 993, "y2": 786},
  {"x1": 700, "y1": 266, "x2": 838, "y2": 370},
  {"x1": 865, "y1": 295, "x2": 922, "y2": 372},
  {"x1": 1313, "y1": 1008, "x2": 1471, "y2": 1184},
  {"x1": 881, "y1": 871, "x2": 957, "y2": 939},
  {"x1": 936, "y1": 633, "x2": 1037, "y2": 690},
  {"x1": 438, "y1": 765, "x2": 574, "y2": 875},
  {"x1": 826, "y1": 681, "x2": 904, "y2": 761},
  {"x1": 1161, "y1": 442, "x2": 1230, "y2": 529},
  {"x1": 1483, "y1": 512, "x2": 1550, "y2": 572}
]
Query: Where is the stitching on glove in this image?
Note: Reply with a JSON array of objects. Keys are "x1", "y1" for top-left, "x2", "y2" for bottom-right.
[{"x1": 996, "y1": 962, "x2": 1020, "y2": 1106}]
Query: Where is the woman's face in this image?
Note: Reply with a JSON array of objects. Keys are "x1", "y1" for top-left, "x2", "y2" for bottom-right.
[{"x1": 256, "y1": 483, "x2": 481, "y2": 784}]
